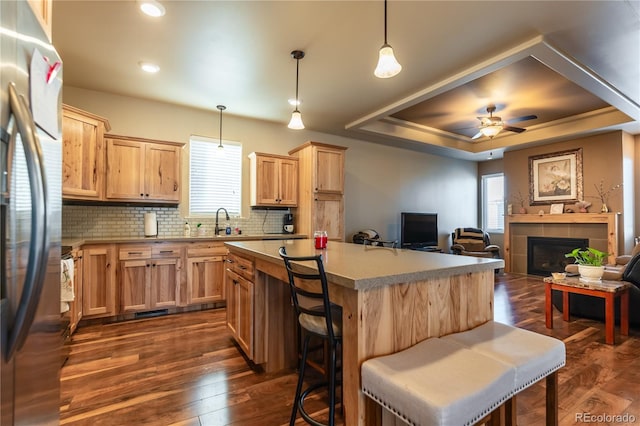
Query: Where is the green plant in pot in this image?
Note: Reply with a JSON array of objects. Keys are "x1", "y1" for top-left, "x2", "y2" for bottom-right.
[{"x1": 565, "y1": 247, "x2": 608, "y2": 281}]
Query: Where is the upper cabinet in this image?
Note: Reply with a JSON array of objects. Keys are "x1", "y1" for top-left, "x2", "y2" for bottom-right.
[
  {"x1": 105, "y1": 135, "x2": 183, "y2": 204},
  {"x1": 248, "y1": 152, "x2": 298, "y2": 207},
  {"x1": 27, "y1": 0, "x2": 52, "y2": 41},
  {"x1": 62, "y1": 105, "x2": 111, "y2": 201},
  {"x1": 289, "y1": 142, "x2": 347, "y2": 240}
]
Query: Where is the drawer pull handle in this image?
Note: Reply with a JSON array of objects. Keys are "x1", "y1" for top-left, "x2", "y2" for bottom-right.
[
  {"x1": 159, "y1": 250, "x2": 173, "y2": 254},
  {"x1": 128, "y1": 251, "x2": 143, "y2": 255}
]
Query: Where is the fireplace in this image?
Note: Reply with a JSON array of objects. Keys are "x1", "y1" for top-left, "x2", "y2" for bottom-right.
[{"x1": 527, "y1": 237, "x2": 589, "y2": 276}]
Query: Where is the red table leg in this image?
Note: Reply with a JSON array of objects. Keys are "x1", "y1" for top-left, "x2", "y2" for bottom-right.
[
  {"x1": 562, "y1": 291, "x2": 570, "y2": 321},
  {"x1": 604, "y1": 293, "x2": 615, "y2": 344},
  {"x1": 545, "y1": 282, "x2": 553, "y2": 329},
  {"x1": 620, "y1": 289, "x2": 629, "y2": 337}
]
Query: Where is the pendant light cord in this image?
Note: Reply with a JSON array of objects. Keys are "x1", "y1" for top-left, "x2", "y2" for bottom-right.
[
  {"x1": 383, "y1": 0, "x2": 388, "y2": 44},
  {"x1": 216, "y1": 105, "x2": 226, "y2": 148},
  {"x1": 294, "y1": 57, "x2": 300, "y2": 113}
]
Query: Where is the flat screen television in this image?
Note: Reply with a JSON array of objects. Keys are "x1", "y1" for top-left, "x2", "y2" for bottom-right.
[{"x1": 400, "y1": 212, "x2": 438, "y2": 249}]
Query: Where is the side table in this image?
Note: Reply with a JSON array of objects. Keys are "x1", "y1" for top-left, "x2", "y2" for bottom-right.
[{"x1": 543, "y1": 276, "x2": 630, "y2": 345}]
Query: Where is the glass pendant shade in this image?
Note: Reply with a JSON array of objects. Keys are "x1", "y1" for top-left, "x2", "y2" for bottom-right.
[
  {"x1": 374, "y1": 44, "x2": 402, "y2": 78},
  {"x1": 288, "y1": 110, "x2": 305, "y2": 130},
  {"x1": 481, "y1": 125, "x2": 502, "y2": 138}
]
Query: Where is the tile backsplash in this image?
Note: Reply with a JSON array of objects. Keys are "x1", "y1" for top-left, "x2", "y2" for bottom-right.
[{"x1": 62, "y1": 205, "x2": 290, "y2": 239}]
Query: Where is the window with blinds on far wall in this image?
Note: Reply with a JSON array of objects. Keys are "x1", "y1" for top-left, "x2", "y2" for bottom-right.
[
  {"x1": 482, "y1": 173, "x2": 504, "y2": 233},
  {"x1": 189, "y1": 135, "x2": 242, "y2": 216}
]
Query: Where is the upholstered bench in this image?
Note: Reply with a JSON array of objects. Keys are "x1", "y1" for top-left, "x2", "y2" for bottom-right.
[
  {"x1": 361, "y1": 322, "x2": 566, "y2": 426},
  {"x1": 361, "y1": 338, "x2": 516, "y2": 425},
  {"x1": 441, "y1": 321, "x2": 566, "y2": 424}
]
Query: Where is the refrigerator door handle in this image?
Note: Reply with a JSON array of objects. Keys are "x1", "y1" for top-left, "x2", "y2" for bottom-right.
[{"x1": 3, "y1": 83, "x2": 50, "y2": 361}]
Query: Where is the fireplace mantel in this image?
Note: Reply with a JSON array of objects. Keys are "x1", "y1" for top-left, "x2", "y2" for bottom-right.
[{"x1": 504, "y1": 212, "x2": 620, "y2": 273}]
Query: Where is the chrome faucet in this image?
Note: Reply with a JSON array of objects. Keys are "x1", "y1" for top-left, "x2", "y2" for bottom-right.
[{"x1": 214, "y1": 207, "x2": 230, "y2": 235}]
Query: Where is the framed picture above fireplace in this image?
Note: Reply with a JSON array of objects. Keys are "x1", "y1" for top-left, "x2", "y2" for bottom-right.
[{"x1": 529, "y1": 148, "x2": 583, "y2": 205}]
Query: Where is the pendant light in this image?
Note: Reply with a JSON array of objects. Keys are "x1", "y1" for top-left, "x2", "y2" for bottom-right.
[
  {"x1": 288, "y1": 50, "x2": 305, "y2": 130},
  {"x1": 217, "y1": 105, "x2": 226, "y2": 150},
  {"x1": 374, "y1": 0, "x2": 402, "y2": 78}
]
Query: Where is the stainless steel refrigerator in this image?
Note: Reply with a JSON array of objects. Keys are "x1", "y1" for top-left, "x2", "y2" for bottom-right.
[{"x1": 0, "y1": 1, "x2": 62, "y2": 424}]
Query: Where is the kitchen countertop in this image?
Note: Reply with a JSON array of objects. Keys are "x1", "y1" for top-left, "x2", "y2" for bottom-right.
[
  {"x1": 225, "y1": 239, "x2": 504, "y2": 290},
  {"x1": 62, "y1": 233, "x2": 306, "y2": 247}
]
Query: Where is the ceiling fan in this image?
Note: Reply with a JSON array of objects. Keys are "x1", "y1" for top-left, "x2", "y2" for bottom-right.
[{"x1": 471, "y1": 105, "x2": 537, "y2": 140}]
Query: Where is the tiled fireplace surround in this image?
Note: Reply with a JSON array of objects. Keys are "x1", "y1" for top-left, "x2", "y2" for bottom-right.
[{"x1": 504, "y1": 213, "x2": 619, "y2": 274}]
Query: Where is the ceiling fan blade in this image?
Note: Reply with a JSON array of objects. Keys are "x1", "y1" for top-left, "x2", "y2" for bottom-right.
[
  {"x1": 503, "y1": 125, "x2": 526, "y2": 133},
  {"x1": 507, "y1": 114, "x2": 537, "y2": 124},
  {"x1": 471, "y1": 131, "x2": 484, "y2": 140}
]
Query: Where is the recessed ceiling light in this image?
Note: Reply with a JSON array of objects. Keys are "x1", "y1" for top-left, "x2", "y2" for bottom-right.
[
  {"x1": 288, "y1": 98, "x2": 301, "y2": 106},
  {"x1": 139, "y1": 0, "x2": 165, "y2": 17},
  {"x1": 139, "y1": 62, "x2": 160, "y2": 73}
]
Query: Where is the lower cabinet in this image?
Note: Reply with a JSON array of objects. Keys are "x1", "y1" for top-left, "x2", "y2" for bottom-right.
[
  {"x1": 225, "y1": 252, "x2": 257, "y2": 360},
  {"x1": 68, "y1": 248, "x2": 83, "y2": 334},
  {"x1": 119, "y1": 244, "x2": 181, "y2": 313},
  {"x1": 185, "y1": 242, "x2": 227, "y2": 305},
  {"x1": 82, "y1": 244, "x2": 116, "y2": 318},
  {"x1": 226, "y1": 269, "x2": 254, "y2": 358}
]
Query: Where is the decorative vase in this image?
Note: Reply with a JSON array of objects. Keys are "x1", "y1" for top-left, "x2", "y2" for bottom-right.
[
  {"x1": 579, "y1": 207, "x2": 588, "y2": 213},
  {"x1": 578, "y1": 264, "x2": 605, "y2": 282},
  {"x1": 601, "y1": 203, "x2": 609, "y2": 213},
  {"x1": 518, "y1": 207, "x2": 527, "y2": 214}
]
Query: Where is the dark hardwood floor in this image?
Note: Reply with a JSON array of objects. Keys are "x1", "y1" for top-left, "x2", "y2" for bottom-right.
[{"x1": 60, "y1": 273, "x2": 640, "y2": 425}]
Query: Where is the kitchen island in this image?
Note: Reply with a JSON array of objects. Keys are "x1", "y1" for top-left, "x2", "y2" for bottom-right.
[{"x1": 224, "y1": 239, "x2": 504, "y2": 425}]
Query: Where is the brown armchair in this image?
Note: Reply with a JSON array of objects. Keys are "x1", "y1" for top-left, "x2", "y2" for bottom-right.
[{"x1": 450, "y1": 227, "x2": 501, "y2": 259}]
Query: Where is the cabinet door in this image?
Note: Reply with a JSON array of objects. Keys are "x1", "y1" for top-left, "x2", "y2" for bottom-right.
[
  {"x1": 187, "y1": 256, "x2": 225, "y2": 304},
  {"x1": 106, "y1": 138, "x2": 145, "y2": 200},
  {"x1": 69, "y1": 250, "x2": 83, "y2": 334},
  {"x1": 121, "y1": 259, "x2": 150, "y2": 312},
  {"x1": 145, "y1": 143, "x2": 181, "y2": 202},
  {"x1": 226, "y1": 268, "x2": 253, "y2": 358},
  {"x1": 62, "y1": 109, "x2": 104, "y2": 200},
  {"x1": 27, "y1": 0, "x2": 52, "y2": 40},
  {"x1": 278, "y1": 158, "x2": 298, "y2": 206},
  {"x1": 83, "y1": 246, "x2": 116, "y2": 317},
  {"x1": 150, "y1": 258, "x2": 180, "y2": 308},
  {"x1": 236, "y1": 276, "x2": 254, "y2": 358},
  {"x1": 315, "y1": 193, "x2": 344, "y2": 240},
  {"x1": 254, "y1": 155, "x2": 280, "y2": 205},
  {"x1": 314, "y1": 147, "x2": 344, "y2": 194}
]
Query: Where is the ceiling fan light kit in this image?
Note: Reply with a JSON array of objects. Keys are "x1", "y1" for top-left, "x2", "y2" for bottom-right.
[
  {"x1": 287, "y1": 50, "x2": 305, "y2": 130},
  {"x1": 472, "y1": 104, "x2": 537, "y2": 140},
  {"x1": 374, "y1": 0, "x2": 401, "y2": 79}
]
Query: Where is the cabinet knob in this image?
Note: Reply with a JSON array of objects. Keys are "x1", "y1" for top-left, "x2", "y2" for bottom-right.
[
  {"x1": 174, "y1": 183, "x2": 178, "y2": 191},
  {"x1": 140, "y1": 193, "x2": 144, "y2": 197}
]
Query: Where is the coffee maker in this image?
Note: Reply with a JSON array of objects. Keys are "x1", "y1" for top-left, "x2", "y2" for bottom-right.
[{"x1": 283, "y1": 213, "x2": 294, "y2": 234}]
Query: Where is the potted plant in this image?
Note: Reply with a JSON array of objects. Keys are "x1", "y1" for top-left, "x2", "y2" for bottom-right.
[{"x1": 565, "y1": 247, "x2": 608, "y2": 281}]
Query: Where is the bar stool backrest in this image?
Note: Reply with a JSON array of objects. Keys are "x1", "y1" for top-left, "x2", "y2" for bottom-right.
[{"x1": 279, "y1": 246, "x2": 339, "y2": 342}]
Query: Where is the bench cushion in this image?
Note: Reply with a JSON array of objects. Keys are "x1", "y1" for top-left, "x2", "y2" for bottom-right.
[
  {"x1": 361, "y1": 338, "x2": 515, "y2": 426},
  {"x1": 441, "y1": 321, "x2": 565, "y2": 393}
]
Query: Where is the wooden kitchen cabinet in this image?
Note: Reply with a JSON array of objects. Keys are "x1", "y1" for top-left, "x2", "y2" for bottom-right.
[
  {"x1": 105, "y1": 135, "x2": 183, "y2": 203},
  {"x1": 185, "y1": 242, "x2": 227, "y2": 305},
  {"x1": 289, "y1": 142, "x2": 347, "y2": 240},
  {"x1": 62, "y1": 104, "x2": 111, "y2": 201},
  {"x1": 225, "y1": 252, "x2": 256, "y2": 360},
  {"x1": 68, "y1": 249, "x2": 83, "y2": 334},
  {"x1": 119, "y1": 244, "x2": 181, "y2": 313},
  {"x1": 82, "y1": 245, "x2": 116, "y2": 318},
  {"x1": 27, "y1": 0, "x2": 52, "y2": 40},
  {"x1": 248, "y1": 152, "x2": 298, "y2": 207}
]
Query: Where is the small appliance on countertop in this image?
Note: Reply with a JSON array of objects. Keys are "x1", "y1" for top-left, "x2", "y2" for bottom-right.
[{"x1": 283, "y1": 213, "x2": 294, "y2": 234}]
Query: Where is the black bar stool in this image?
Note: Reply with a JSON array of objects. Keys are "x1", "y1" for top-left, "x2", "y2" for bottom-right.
[{"x1": 279, "y1": 246, "x2": 342, "y2": 426}]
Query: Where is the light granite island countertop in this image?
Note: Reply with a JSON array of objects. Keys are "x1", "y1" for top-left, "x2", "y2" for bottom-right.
[{"x1": 224, "y1": 239, "x2": 504, "y2": 426}]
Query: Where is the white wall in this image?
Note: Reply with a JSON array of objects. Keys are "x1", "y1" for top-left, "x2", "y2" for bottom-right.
[{"x1": 63, "y1": 86, "x2": 478, "y2": 249}]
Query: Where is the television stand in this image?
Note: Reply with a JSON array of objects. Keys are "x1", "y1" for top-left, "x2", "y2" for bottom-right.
[{"x1": 410, "y1": 246, "x2": 442, "y2": 253}]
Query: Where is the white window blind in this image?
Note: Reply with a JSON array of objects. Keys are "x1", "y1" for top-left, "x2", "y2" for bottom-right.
[
  {"x1": 482, "y1": 173, "x2": 504, "y2": 233},
  {"x1": 189, "y1": 136, "x2": 242, "y2": 216}
]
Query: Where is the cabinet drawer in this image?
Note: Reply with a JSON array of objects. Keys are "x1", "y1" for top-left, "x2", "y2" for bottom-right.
[
  {"x1": 186, "y1": 242, "x2": 227, "y2": 257},
  {"x1": 151, "y1": 245, "x2": 183, "y2": 258},
  {"x1": 226, "y1": 253, "x2": 254, "y2": 281},
  {"x1": 119, "y1": 246, "x2": 152, "y2": 260}
]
